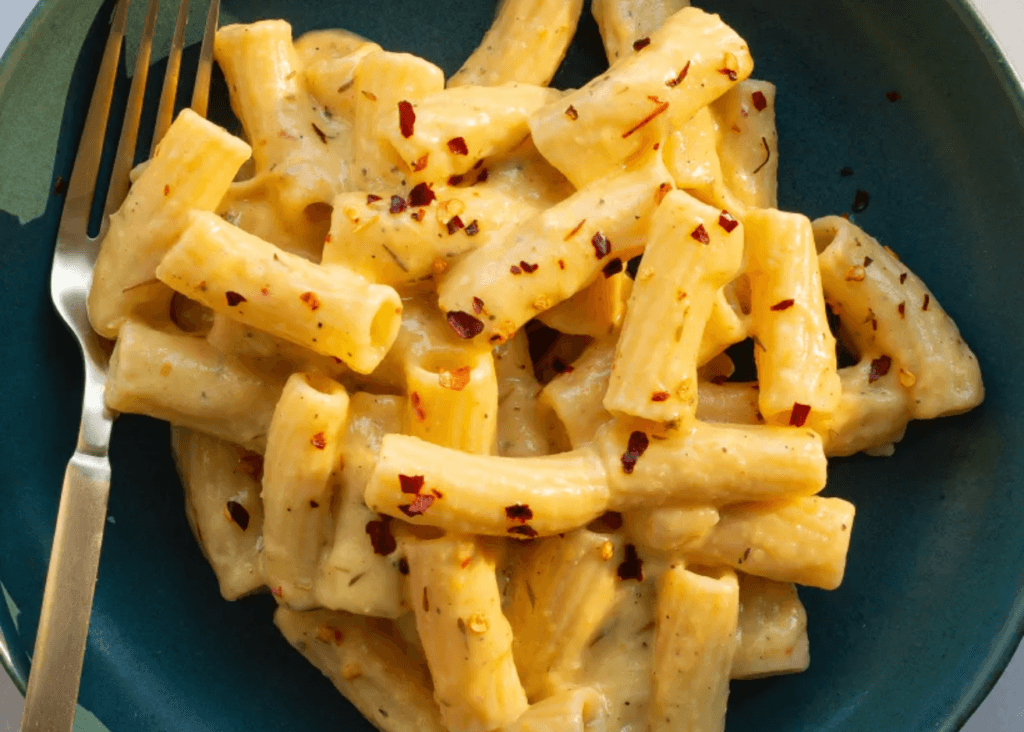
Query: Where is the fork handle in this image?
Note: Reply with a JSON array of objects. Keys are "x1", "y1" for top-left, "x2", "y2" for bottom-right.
[{"x1": 20, "y1": 451, "x2": 112, "y2": 732}]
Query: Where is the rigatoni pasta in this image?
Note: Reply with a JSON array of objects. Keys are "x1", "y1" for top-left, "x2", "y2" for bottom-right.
[{"x1": 87, "y1": 7, "x2": 987, "y2": 732}]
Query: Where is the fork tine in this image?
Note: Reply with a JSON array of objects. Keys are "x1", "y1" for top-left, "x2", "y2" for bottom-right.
[
  {"x1": 150, "y1": 0, "x2": 191, "y2": 154},
  {"x1": 103, "y1": 0, "x2": 161, "y2": 220},
  {"x1": 191, "y1": 0, "x2": 220, "y2": 117},
  {"x1": 59, "y1": 0, "x2": 131, "y2": 236}
]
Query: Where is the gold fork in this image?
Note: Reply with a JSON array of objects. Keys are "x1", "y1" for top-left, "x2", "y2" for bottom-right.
[{"x1": 21, "y1": 0, "x2": 219, "y2": 729}]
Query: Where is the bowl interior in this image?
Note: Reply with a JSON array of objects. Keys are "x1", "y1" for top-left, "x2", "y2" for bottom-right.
[{"x1": 1, "y1": 0, "x2": 1023, "y2": 730}]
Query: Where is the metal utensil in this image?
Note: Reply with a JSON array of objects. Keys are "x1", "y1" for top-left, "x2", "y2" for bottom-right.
[{"x1": 20, "y1": 0, "x2": 219, "y2": 728}]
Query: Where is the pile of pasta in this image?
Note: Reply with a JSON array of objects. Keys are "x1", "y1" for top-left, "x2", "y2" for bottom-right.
[{"x1": 86, "y1": 1, "x2": 984, "y2": 731}]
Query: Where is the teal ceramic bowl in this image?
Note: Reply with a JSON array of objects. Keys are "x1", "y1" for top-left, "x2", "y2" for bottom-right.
[{"x1": 1, "y1": 1, "x2": 1022, "y2": 730}]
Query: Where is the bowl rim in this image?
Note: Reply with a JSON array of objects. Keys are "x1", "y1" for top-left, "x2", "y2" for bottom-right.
[{"x1": 1, "y1": 0, "x2": 1023, "y2": 728}]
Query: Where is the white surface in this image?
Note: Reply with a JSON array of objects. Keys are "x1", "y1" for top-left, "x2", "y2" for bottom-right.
[{"x1": 1, "y1": 0, "x2": 1023, "y2": 729}]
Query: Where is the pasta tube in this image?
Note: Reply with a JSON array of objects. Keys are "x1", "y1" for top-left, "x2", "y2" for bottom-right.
[
  {"x1": 438, "y1": 153, "x2": 672, "y2": 344},
  {"x1": 687, "y1": 496, "x2": 856, "y2": 590},
  {"x1": 350, "y1": 50, "x2": 445, "y2": 192},
  {"x1": 322, "y1": 186, "x2": 532, "y2": 286},
  {"x1": 596, "y1": 419, "x2": 827, "y2": 509},
  {"x1": 825, "y1": 357, "x2": 911, "y2": 457},
  {"x1": 537, "y1": 271, "x2": 632, "y2": 337},
  {"x1": 732, "y1": 575, "x2": 810, "y2": 679},
  {"x1": 650, "y1": 565, "x2": 739, "y2": 732},
  {"x1": 106, "y1": 319, "x2": 282, "y2": 449},
  {"x1": 698, "y1": 288, "x2": 748, "y2": 365},
  {"x1": 529, "y1": 7, "x2": 753, "y2": 189},
  {"x1": 274, "y1": 608, "x2": 446, "y2": 732},
  {"x1": 405, "y1": 535, "x2": 528, "y2": 732},
  {"x1": 298, "y1": 33, "x2": 382, "y2": 121},
  {"x1": 623, "y1": 505, "x2": 720, "y2": 552},
  {"x1": 604, "y1": 189, "x2": 745, "y2": 422},
  {"x1": 261, "y1": 373, "x2": 349, "y2": 610},
  {"x1": 696, "y1": 380, "x2": 761, "y2": 425},
  {"x1": 502, "y1": 687, "x2": 609, "y2": 732},
  {"x1": 448, "y1": 0, "x2": 584, "y2": 87},
  {"x1": 156, "y1": 211, "x2": 402, "y2": 374},
  {"x1": 364, "y1": 435, "x2": 610, "y2": 538},
  {"x1": 507, "y1": 531, "x2": 620, "y2": 700},
  {"x1": 215, "y1": 21, "x2": 347, "y2": 213},
  {"x1": 711, "y1": 80, "x2": 779, "y2": 210},
  {"x1": 88, "y1": 110, "x2": 250, "y2": 338},
  {"x1": 540, "y1": 338, "x2": 616, "y2": 448},
  {"x1": 591, "y1": 0, "x2": 690, "y2": 63},
  {"x1": 405, "y1": 349, "x2": 498, "y2": 456},
  {"x1": 662, "y1": 101, "x2": 732, "y2": 210},
  {"x1": 171, "y1": 427, "x2": 264, "y2": 600},
  {"x1": 316, "y1": 393, "x2": 409, "y2": 618},
  {"x1": 379, "y1": 84, "x2": 560, "y2": 185},
  {"x1": 814, "y1": 215, "x2": 984, "y2": 419},
  {"x1": 745, "y1": 209, "x2": 841, "y2": 430}
]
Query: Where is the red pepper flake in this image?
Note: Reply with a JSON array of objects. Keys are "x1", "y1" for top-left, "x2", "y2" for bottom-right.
[
  {"x1": 410, "y1": 210, "x2": 423, "y2": 222},
  {"x1": 752, "y1": 90, "x2": 768, "y2": 111},
  {"x1": 464, "y1": 219, "x2": 480, "y2": 236},
  {"x1": 864, "y1": 256, "x2": 873, "y2": 267},
  {"x1": 789, "y1": 403, "x2": 812, "y2": 427},
  {"x1": 665, "y1": 61, "x2": 690, "y2": 87},
  {"x1": 622, "y1": 96, "x2": 670, "y2": 138},
  {"x1": 311, "y1": 122, "x2": 329, "y2": 144},
  {"x1": 398, "y1": 100, "x2": 415, "y2": 138},
  {"x1": 898, "y1": 301, "x2": 906, "y2": 318},
  {"x1": 558, "y1": 259, "x2": 565, "y2": 270},
  {"x1": 510, "y1": 265, "x2": 522, "y2": 275},
  {"x1": 507, "y1": 524, "x2": 538, "y2": 539},
  {"x1": 617, "y1": 544, "x2": 643, "y2": 581},
  {"x1": 900, "y1": 272, "x2": 908, "y2": 284},
  {"x1": 399, "y1": 493, "x2": 435, "y2": 517},
  {"x1": 651, "y1": 391, "x2": 670, "y2": 402},
  {"x1": 710, "y1": 374, "x2": 729, "y2": 386},
  {"x1": 447, "y1": 310, "x2": 484, "y2": 338},
  {"x1": 412, "y1": 153, "x2": 429, "y2": 172},
  {"x1": 565, "y1": 105, "x2": 579, "y2": 120},
  {"x1": 565, "y1": 220, "x2": 586, "y2": 241},
  {"x1": 225, "y1": 500, "x2": 250, "y2": 530},
  {"x1": 869, "y1": 355, "x2": 892, "y2": 383},
  {"x1": 397, "y1": 557, "x2": 409, "y2": 575},
  {"x1": 520, "y1": 260, "x2": 539, "y2": 274},
  {"x1": 852, "y1": 189, "x2": 870, "y2": 213},
  {"x1": 367, "y1": 194, "x2": 382, "y2": 204},
  {"x1": 655, "y1": 182, "x2": 672, "y2": 205},
  {"x1": 591, "y1": 231, "x2": 611, "y2": 258},
  {"x1": 164, "y1": 184, "x2": 170, "y2": 196},
  {"x1": 620, "y1": 430, "x2": 650, "y2": 474},
  {"x1": 718, "y1": 67, "x2": 738, "y2": 81},
  {"x1": 54, "y1": 176, "x2": 65, "y2": 194},
  {"x1": 922, "y1": 294, "x2": 930, "y2": 311},
  {"x1": 410, "y1": 391, "x2": 426, "y2": 421},
  {"x1": 310, "y1": 432, "x2": 327, "y2": 450},
  {"x1": 448, "y1": 174, "x2": 464, "y2": 186},
  {"x1": 475, "y1": 169, "x2": 489, "y2": 185},
  {"x1": 632, "y1": 37, "x2": 651, "y2": 51},
  {"x1": 690, "y1": 224, "x2": 710, "y2": 244},
  {"x1": 886, "y1": 91, "x2": 902, "y2": 102},
  {"x1": 399, "y1": 474, "x2": 425, "y2": 494},
  {"x1": 505, "y1": 504, "x2": 533, "y2": 521},
  {"x1": 365, "y1": 517, "x2": 397, "y2": 555},
  {"x1": 271, "y1": 586, "x2": 284, "y2": 598},
  {"x1": 771, "y1": 299, "x2": 795, "y2": 312},
  {"x1": 225, "y1": 291, "x2": 247, "y2": 307},
  {"x1": 602, "y1": 258, "x2": 623, "y2": 277},
  {"x1": 447, "y1": 215, "x2": 465, "y2": 234},
  {"x1": 408, "y1": 182, "x2": 436, "y2": 207},
  {"x1": 389, "y1": 195, "x2": 407, "y2": 214},
  {"x1": 753, "y1": 136, "x2": 772, "y2": 174},
  {"x1": 718, "y1": 210, "x2": 739, "y2": 233},
  {"x1": 471, "y1": 296, "x2": 484, "y2": 314},
  {"x1": 300, "y1": 291, "x2": 321, "y2": 311},
  {"x1": 447, "y1": 137, "x2": 469, "y2": 155}
]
